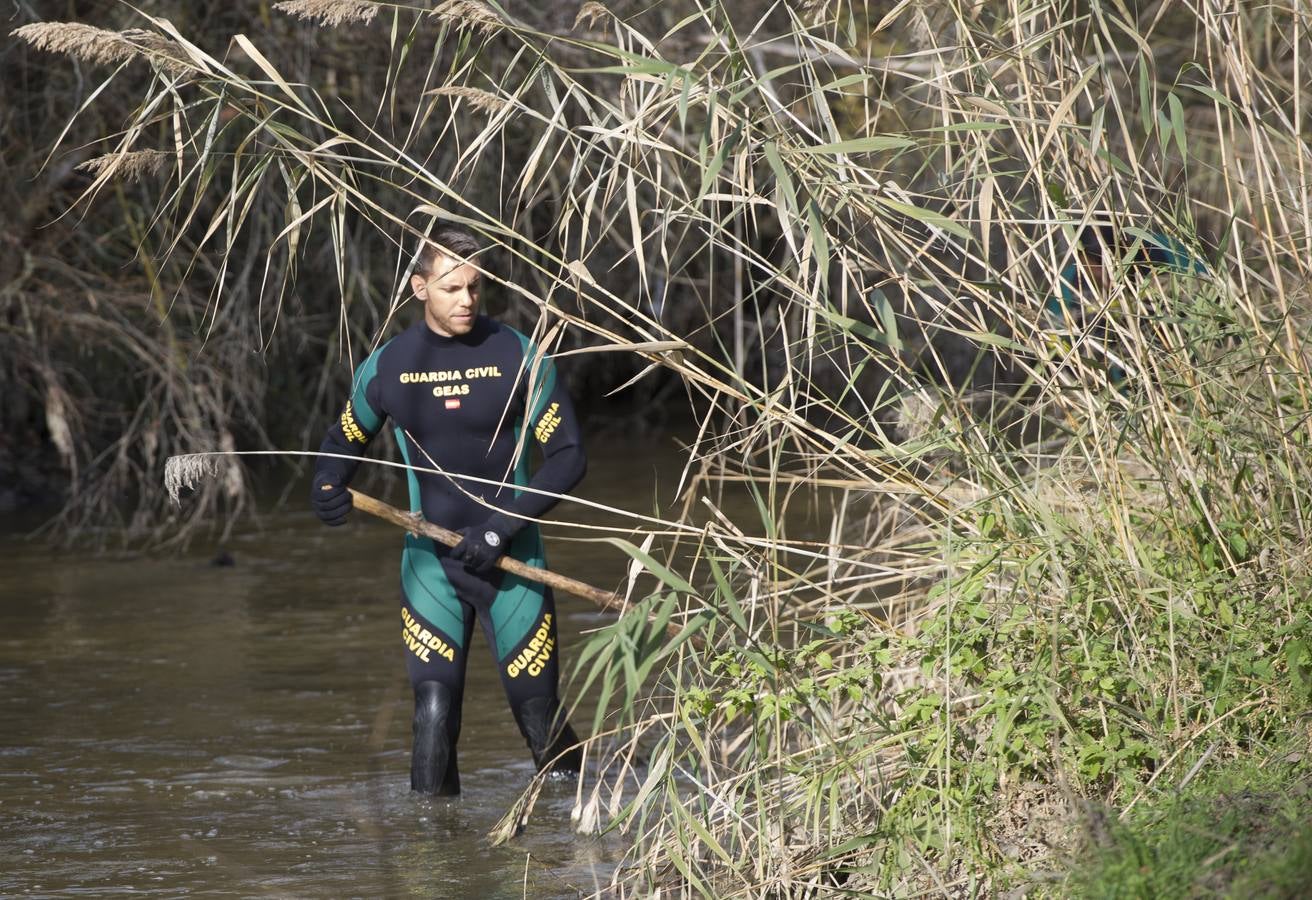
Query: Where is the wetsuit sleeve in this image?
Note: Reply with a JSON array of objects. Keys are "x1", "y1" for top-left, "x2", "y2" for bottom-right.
[
  {"x1": 492, "y1": 355, "x2": 586, "y2": 531},
  {"x1": 1045, "y1": 261, "x2": 1082, "y2": 322},
  {"x1": 1144, "y1": 232, "x2": 1208, "y2": 275},
  {"x1": 315, "y1": 350, "x2": 388, "y2": 486}
]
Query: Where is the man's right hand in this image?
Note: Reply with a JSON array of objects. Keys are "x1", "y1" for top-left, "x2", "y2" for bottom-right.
[{"x1": 312, "y1": 473, "x2": 352, "y2": 526}]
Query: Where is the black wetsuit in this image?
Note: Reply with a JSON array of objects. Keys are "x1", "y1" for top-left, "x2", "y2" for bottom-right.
[{"x1": 314, "y1": 315, "x2": 586, "y2": 793}]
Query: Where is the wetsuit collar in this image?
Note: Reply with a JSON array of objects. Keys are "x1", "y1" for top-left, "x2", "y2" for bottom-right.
[{"x1": 415, "y1": 315, "x2": 492, "y2": 347}]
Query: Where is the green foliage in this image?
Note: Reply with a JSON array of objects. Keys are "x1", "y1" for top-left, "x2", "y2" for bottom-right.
[
  {"x1": 904, "y1": 525, "x2": 1304, "y2": 792},
  {"x1": 684, "y1": 628, "x2": 887, "y2": 725},
  {"x1": 1063, "y1": 753, "x2": 1312, "y2": 898}
]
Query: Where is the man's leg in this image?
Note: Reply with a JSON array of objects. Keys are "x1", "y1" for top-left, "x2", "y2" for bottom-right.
[
  {"x1": 401, "y1": 537, "x2": 475, "y2": 795},
  {"x1": 483, "y1": 581, "x2": 583, "y2": 775},
  {"x1": 409, "y1": 678, "x2": 457, "y2": 794}
]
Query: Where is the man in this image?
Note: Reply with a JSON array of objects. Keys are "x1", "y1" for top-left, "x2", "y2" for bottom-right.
[
  {"x1": 311, "y1": 227, "x2": 585, "y2": 796},
  {"x1": 1044, "y1": 224, "x2": 1208, "y2": 387}
]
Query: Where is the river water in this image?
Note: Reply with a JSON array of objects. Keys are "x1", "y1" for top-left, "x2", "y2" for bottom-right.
[{"x1": 0, "y1": 437, "x2": 711, "y2": 898}]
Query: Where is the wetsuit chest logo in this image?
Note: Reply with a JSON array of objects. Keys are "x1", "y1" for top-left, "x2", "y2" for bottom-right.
[
  {"x1": 399, "y1": 367, "x2": 505, "y2": 384},
  {"x1": 399, "y1": 367, "x2": 505, "y2": 405},
  {"x1": 400, "y1": 370, "x2": 464, "y2": 384}
]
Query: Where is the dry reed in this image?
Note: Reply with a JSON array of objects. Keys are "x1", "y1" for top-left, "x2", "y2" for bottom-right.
[
  {"x1": 12, "y1": 22, "x2": 140, "y2": 65},
  {"x1": 424, "y1": 85, "x2": 507, "y2": 115},
  {"x1": 77, "y1": 149, "x2": 172, "y2": 181},
  {"x1": 430, "y1": 0, "x2": 503, "y2": 33},
  {"x1": 273, "y1": 0, "x2": 382, "y2": 28}
]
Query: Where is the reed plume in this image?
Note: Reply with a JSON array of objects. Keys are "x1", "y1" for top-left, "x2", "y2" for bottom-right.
[
  {"x1": 431, "y1": 0, "x2": 503, "y2": 33},
  {"x1": 78, "y1": 150, "x2": 172, "y2": 181},
  {"x1": 425, "y1": 85, "x2": 507, "y2": 115},
  {"x1": 13, "y1": 22, "x2": 139, "y2": 66},
  {"x1": 273, "y1": 0, "x2": 382, "y2": 28}
]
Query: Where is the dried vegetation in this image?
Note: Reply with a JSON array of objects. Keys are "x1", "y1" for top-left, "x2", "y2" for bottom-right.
[{"x1": 9, "y1": 0, "x2": 1312, "y2": 895}]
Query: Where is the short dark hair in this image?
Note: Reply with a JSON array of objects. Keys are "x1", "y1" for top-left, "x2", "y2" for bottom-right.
[
  {"x1": 416, "y1": 226, "x2": 483, "y2": 276},
  {"x1": 1077, "y1": 223, "x2": 1119, "y2": 262}
]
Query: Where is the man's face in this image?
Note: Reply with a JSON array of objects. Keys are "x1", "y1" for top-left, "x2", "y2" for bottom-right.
[{"x1": 411, "y1": 254, "x2": 481, "y2": 336}]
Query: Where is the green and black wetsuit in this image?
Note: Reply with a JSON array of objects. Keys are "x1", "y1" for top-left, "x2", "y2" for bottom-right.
[
  {"x1": 1045, "y1": 230, "x2": 1208, "y2": 387},
  {"x1": 315, "y1": 314, "x2": 585, "y2": 793}
]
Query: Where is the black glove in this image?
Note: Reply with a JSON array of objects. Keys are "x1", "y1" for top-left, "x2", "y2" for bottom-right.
[
  {"x1": 312, "y1": 472, "x2": 352, "y2": 526},
  {"x1": 450, "y1": 516, "x2": 516, "y2": 574}
]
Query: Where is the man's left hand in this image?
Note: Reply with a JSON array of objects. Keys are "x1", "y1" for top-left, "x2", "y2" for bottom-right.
[{"x1": 451, "y1": 521, "x2": 513, "y2": 574}]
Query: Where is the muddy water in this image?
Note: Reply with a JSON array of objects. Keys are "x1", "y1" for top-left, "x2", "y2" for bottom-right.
[{"x1": 0, "y1": 438, "x2": 716, "y2": 898}]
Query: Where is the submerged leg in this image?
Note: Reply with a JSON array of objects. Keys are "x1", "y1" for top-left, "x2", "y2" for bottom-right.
[
  {"x1": 400, "y1": 539, "x2": 474, "y2": 796},
  {"x1": 482, "y1": 569, "x2": 585, "y2": 776},
  {"x1": 410, "y1": 680, "x2": 460, "y2": 795},
  {"x1": 516, "y1": 695, "x2": 582, "y2": 775}
]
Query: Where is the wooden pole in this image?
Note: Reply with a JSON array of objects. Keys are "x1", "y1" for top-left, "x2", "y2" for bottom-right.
[{"x1": 348, "y1": 488, "x2": 631, "y2": 616}]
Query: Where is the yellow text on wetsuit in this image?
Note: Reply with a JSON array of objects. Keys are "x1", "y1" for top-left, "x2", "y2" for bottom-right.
[
  {"x1": 399, "y1": 367, "x2": 502, "y2": 383},
  {"x1": 534, "y1": 402, "x2": 562, "y2": 443},
  {"x1": 340, "y1": 401, "x2": 367, "y2": 444},
  {"x1": 506, "y1": 613, "x2": 554, "y2": 678},
  {"x1": 431, "y1": 383, "x2": 470, "y2": 398},
  {"x1": 401, "y1": 606, "x2": 456, "y2": 663}
]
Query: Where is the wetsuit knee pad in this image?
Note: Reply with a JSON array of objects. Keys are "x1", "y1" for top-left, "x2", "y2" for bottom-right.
[
  {"x1": 517, "y1": 696, "x2": 582, "y2": 775},
  {"x1": 411, "y1": 681, "x2": 459, "y2": 796}
]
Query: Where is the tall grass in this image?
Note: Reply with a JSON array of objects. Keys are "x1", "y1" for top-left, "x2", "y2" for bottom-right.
[{"x1": 17, "y1": 0, "x2": 1312, "y2": 894}]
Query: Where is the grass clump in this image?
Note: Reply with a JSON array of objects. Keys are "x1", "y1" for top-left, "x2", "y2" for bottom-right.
[{"x1": 1063, "y1": 750, "x2": 1312, "y2": 898}]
